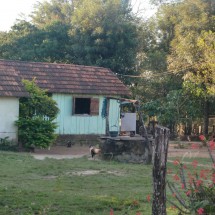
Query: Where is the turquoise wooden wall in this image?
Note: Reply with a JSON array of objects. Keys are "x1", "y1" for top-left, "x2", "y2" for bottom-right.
[{"x1": 53, "y1": 94, "x2": 120, "y2": 135}]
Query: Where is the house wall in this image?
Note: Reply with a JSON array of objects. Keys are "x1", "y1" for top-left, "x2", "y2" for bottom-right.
[
  {"x1": 53, "y1": 94, "x2": 120, "y2": 135},
  {"x1": 0, "y1": 97, "x2": 19, "y2": 142}
]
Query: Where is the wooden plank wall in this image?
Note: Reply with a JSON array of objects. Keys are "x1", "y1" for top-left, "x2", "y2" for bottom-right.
[{"x1": 53, "y1": 94, "x2": 120, "y2": 135}]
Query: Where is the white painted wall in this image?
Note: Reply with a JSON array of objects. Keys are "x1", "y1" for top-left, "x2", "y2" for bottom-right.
[{"x1": 0, "y1": 97, "x2": 19, "y2": 142}]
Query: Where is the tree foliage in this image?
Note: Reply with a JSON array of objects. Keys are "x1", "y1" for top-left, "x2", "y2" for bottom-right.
[
  {"x1": 0, "y1": 20, "x2": 72, "y2": 62},
  {"x1": 31, "y1": 0, "x2": 73, "y2": 27},
  {"x1": 164, "y1": 0, "x2": 215, "y2": 134},
  {"x1": 70, "y1": 0, "x2": 138, "y2": 76},
  {"x1": 131, "y1": 8, "x2": 183, "y2": 132},
  {"x1": 132, "y1": 0, "x2": 215, "y2": 134},
  {"x1": 167, "y1": 0, "x2": 215, "y2": 96}
]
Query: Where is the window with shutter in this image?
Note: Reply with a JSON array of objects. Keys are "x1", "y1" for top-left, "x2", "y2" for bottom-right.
[{"x1": 73, "y1": 97, "x2": 99, "y2": 116}]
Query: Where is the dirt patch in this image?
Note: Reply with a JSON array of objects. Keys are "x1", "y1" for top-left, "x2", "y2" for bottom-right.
[
  {"x1": 66, "y1": 170, "x2": 124, "y2": 176},
  {"x1": 34, "y1": 145, "x2": 89, "y2": 155},
  {"x1": 32, "y1": 145, "x2": 90, "y2": 160},
  {"x1": 168, "y1": 143, "x2": 214, "y2": 158},
  {"x1": 31, "y1": 142, "x2": 214, "y2": 160}
]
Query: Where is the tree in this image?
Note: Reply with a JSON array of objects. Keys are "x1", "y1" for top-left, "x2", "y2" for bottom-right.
[
  {"x1": 31, "y1": 0, "x2": 73, "y2": 28},
  {"x1": 31, "y1": 0, "x2": 139, "y2": 78},
  {"x1": 0, "y1": 0, "x2": 75, "y2": 62},
  {"x1": 0, "y1": 21, "x2": 41, "y2": 61},
  {"x1": 130, "y1": 0, "x2": 214, "y2": 135},
  {"x1": 167, "y1": 0, "x2": 215, "y2": 134},
  {"x1": 16, "y1": 79, "x2": 59, "y2": 149},
  {"x1": 0, "y1": 20, "x2": 72, "y2": 63},
  {"x1": 131, "y1": 12, "x2": 183, "y2": 132},
  {"x1": 70, "y1": 0, "x2": 139, "y2": 79}
]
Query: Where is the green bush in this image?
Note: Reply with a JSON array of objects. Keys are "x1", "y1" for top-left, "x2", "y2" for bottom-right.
[
  {"x1": 16, "y1": 117, "x2": 57, "y2": 148},
  {"x1": 16, "y1": 79, "x2": 59, "y2": 149}
]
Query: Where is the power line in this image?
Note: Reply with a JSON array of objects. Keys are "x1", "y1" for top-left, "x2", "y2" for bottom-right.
[
  {"x1": 117, "y1": 64, "x2": 197, "y2": 78},
  {"x1": 118, "y1": 71, "x2": 172, "y2": 78}
]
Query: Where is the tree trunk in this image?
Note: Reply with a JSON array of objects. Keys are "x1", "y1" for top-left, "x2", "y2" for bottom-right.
[
  {"x1": 203, "y1": 99, "x2": 209, "y2": 135},
  {"x1": 152, "y1": 126, "x2": 170, "y2": 215}
]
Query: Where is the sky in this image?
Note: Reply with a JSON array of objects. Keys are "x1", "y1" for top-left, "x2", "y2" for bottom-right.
[
  {"x1": 0, "y1": 0, "x2": 156, "y2": 32},
  {"x1": 0, "y1": 0, "x2": 38, "y2": 31}
]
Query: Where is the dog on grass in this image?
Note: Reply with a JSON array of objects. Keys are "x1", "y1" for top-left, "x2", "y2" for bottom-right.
[{"x1": 89, "y1": 145, "x2": 101, "y2": 159}]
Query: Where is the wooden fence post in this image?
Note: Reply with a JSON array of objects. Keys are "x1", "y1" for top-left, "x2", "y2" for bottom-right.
[{"x1": 152, "y1": 125, "x2": 170, "y2": 215}]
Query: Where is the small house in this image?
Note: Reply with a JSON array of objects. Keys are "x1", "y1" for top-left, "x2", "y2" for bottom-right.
[{"x1": 0, "y1": 59, "x2": 130, "y2": 142}]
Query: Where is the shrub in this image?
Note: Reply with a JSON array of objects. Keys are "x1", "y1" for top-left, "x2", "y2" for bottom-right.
[
  {"x1": 16, "y1": 117, "x2": 57, "y2": 149},
  {"x1": 16, "y1": 79, "x2": 59, "y2": 149},
  {"x1": 167, "y1": 136, "x2": 215, "y2": 215}
]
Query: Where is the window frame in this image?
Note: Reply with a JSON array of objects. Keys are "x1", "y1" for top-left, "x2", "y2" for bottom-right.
[{"x1": 72, "y1": 97, "x2": 99, "y2": 116}]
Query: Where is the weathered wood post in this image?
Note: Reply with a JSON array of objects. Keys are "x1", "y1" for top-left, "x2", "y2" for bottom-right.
[
  {"x1": 152, "y1": 125, "x2": 170, "y2": 215},
  {"x1": 105, "y1": 98, "x2": 110, "y2": 136},
  {"x1": 135, "y1": 103, "x2": 152, "y2": 164}
]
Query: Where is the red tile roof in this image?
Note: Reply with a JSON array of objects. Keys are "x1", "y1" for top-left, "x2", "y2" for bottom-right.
[{"x1": 0, "y1": 59, "x2": 130, "y2": 97}]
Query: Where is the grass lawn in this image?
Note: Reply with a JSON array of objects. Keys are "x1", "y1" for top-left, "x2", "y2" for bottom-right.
[
  {"x1": 0, "y1": 151, "x2": 153, "y2": 215},
  {"x1": 0, "y1": 151, "x2": 213, "y2": 215}
]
